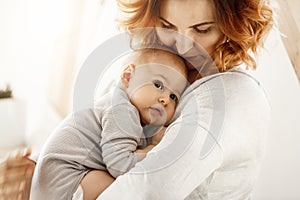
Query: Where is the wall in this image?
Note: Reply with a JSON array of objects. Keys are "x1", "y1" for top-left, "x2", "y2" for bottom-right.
[
  {"x1": 252, "y1": 30, "x2": 300, "y2": 199},
  {"x1": 276, "y1": 0, "x2": 300, "y2": 81}
]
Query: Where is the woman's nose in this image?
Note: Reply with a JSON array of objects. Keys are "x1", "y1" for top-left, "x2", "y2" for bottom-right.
[{"x1": 175, "y1": 33, "x2": 194, "y2": 55}]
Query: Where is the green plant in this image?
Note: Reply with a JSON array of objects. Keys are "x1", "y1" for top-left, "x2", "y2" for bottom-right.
[{"x1": 0, "y1": 85, "x2": 13, "y2": 99}]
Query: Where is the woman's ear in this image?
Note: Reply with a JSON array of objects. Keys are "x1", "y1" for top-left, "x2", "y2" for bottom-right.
[{"x1": 121, "y1": 64, "x2": 135, "y2": 88}]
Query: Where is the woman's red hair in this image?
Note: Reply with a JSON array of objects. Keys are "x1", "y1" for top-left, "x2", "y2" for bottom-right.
[{"x1": 117, "y1": 0, "x2": 274, "y2": 71}]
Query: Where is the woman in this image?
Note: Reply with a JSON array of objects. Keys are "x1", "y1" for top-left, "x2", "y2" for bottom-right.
[{"x1": 0, "y1": 0, "x2": 274, "y2": 199}]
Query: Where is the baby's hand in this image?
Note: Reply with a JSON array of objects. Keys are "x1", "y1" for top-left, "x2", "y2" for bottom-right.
[{"x1": 151, "y1": 126, "x2": 167, "y2": 145}]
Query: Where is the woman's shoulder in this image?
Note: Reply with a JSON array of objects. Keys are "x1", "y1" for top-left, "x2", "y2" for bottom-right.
[
  {"x1": 199, "y1": 68, "x2": 260, "y2": 85},
  {"x1": 181, "y1": 68, "x2": 270, "y2": 113},
  {"x1": 189, "y1": 68, "x2": 266, "y2": 97}
]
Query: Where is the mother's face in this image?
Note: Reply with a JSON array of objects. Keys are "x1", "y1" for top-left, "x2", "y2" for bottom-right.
[{"x1": 156, "y1": 0, "x2": 224, "y2": 66}]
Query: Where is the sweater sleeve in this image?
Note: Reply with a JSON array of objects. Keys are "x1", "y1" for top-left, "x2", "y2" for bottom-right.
[{"x1": 99, "y1": 102, "x2": 144, "y2": 178}]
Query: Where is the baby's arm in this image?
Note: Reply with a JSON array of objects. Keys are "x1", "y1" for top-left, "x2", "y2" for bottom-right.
[
  {"x1": 79, "y1": 145, "x2": 153, "y2": 200},
  {"x1": 78, "y1": 102, "x2": 146, "y2": 199},
  {"x1": 79, "y1": 127, "x2": 167, "y2": 200}
]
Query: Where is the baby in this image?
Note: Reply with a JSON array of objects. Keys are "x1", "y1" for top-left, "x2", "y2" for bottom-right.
[{"x1": 31, "y1": 48, "x2": 188, "y2": 200}]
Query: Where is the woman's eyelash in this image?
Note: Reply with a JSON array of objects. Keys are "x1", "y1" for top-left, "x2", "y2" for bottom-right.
[
  {"x1": 194, "y1": 27, "x2": 211, "y2": 34},
  {"x1": 161, "y1": 22, "x2": 210, "y2": 34},
  {"x1": 161, "y1": 22, "x2": 174, "y2": 29}
]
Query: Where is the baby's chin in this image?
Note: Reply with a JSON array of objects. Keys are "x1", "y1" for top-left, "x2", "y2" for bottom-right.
[
  {"x1": 148, "y1": 119, "x2": 168, "y2": 127},
  {"x1": 141, "y1": 116, "x2": 166, "y2": 127},
  {"x1": 142, "y1": 119, "x2": 165, "y2": 127}
]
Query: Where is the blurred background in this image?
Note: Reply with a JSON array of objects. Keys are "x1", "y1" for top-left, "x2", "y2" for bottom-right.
[
  {"x1": 0, "y1": 0, "x2": 119, "y2": 151},
  {"x1": 0, "y1": 0, "x2": 299, "y2": 199}
]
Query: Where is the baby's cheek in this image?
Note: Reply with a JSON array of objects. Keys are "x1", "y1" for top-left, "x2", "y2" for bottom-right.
[{"x1": 166, "y1": 106, "x2": 175, "y2": 122}]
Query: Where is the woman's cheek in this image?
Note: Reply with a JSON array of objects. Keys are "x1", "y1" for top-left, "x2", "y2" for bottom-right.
[{"x1": 192, "y1": 30, "x2": 224, "y2": 54}]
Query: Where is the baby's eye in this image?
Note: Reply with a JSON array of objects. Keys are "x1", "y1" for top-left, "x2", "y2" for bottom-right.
[
  {"x1": 169, "y1": 93, "x2": 178, "y2": 101},
  {"x1": 153, "y1": 80, "x2": 163, "y2": 90}
]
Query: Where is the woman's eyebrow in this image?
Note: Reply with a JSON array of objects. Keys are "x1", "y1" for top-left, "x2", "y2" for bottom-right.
[
  {"x1": 159, "y1": 17, "x2": 215, "y2": 28},
  {"x1": 188, "y1": 21, "x2": 215, "y2": 28}
]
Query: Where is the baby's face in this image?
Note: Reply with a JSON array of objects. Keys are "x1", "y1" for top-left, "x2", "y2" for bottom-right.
[{"x1": 126, "y1": 52, "x2": 187, "y2": 126}]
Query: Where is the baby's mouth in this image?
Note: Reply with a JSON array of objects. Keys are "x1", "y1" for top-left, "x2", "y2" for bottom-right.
[{"x1": 149, "y1": 107, "x2": 163, "y2": 117}]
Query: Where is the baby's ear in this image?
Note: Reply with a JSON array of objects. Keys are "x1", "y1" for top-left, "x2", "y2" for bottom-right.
[{"x1": 121, "y1": 64, "x2": 135, "y2": 88}]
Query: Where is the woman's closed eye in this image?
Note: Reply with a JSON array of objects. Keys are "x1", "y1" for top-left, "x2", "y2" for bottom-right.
[
  {"x1": 191, "y1": 22, "x2": 215, "y2": 34},
  {"x1": 194, "y1": 26, "x2": 211, "y2": 34},
  {"x1": 159, "y1": 18, "x2": 176, "y2": 30},
  {"x1": 161, "y1": 22, "x2": 174, "y2": 29},
  {"x1": 153, "y1": 80, "x2": 164, "y2": 90}
]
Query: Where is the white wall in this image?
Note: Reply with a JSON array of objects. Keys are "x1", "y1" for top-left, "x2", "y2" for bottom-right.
[{"x1": 252, "y1": 30, "x2": 300, "y2": 199}]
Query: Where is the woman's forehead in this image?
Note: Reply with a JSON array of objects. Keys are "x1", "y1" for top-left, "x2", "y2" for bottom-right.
[{"x1": 160, "y1": 0, "x2": 215, "y2": 26}]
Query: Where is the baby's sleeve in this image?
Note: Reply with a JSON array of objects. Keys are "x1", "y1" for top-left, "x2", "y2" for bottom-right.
[{"x1": 100, "y1": 103, "x2": 144, "y2": 178}]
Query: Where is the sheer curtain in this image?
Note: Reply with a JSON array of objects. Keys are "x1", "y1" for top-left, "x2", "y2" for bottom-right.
[{"x1": 0, "y1": 0, "x2": 118, "y2": 152}]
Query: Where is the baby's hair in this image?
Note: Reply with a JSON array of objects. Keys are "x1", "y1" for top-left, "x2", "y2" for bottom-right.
[{"x1": 126, "y1": 47, "x2": 188, "y2": 78}]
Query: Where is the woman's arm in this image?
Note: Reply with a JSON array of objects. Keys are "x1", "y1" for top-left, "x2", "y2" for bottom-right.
[
  {"x1": 0, "y1": 149, "x2": 35, "y2": 200},
  {"x1": 80, "y1": 127, "x2": 166, "y2": 200},
  {"x1": 96, "y1": 75, "x2": 227, "y2": 199},
  {"x1": 96, "y1": 71, "x2": 271, "y2": 199}
]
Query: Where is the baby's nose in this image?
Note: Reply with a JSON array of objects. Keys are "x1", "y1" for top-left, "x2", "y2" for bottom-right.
[{"x1": 158, "y1": 94, "x2": 171, "y2": 106}]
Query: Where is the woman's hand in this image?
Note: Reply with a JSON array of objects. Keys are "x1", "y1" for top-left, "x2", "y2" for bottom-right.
[
  {"x1": 0, "y1": 148, "x2": 35, "y2": 200},
  {"x1": 151, "y1": 126, "x2": 167, "y2": 146}
]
